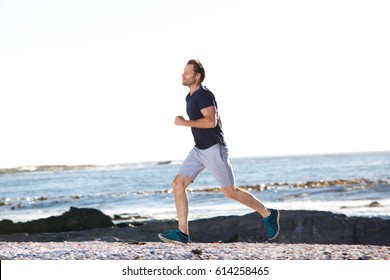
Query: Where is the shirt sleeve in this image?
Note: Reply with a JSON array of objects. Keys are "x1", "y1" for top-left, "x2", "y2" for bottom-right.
[{"x1": 198, "y1": 92, "x2": 215, "y2": 110}]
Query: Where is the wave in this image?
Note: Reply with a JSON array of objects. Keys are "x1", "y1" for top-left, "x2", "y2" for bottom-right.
[
  {"x1": 1, "y1": 178, "x2": 389, "y2": 210},
  {"x1": 0, "y1": 165, "x2": 99, "y2": 174},
  {"x1": 0, "y1": 161, "x2": 182, "y2": 175}
]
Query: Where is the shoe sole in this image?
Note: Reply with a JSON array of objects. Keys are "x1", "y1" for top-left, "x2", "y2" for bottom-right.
[
  {"x1": 158, "y1": 233, "x2": 189, "y2": 245},
  {"x1": 268, "y1": 209, "x2": 280, "y2": 241}
]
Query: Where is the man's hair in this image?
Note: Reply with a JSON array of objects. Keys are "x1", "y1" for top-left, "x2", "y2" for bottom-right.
[{"x1": 187, "y1": 59, "x2": 205, "y2": 83}]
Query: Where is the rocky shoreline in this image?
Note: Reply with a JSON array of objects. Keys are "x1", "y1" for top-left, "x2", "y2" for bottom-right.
[
  {"x1": 1, "y1": 207, "x2": 390, "y2": 245},
  {"x1": 1, "y1": 207, "x2": 389, "y2": 260}
]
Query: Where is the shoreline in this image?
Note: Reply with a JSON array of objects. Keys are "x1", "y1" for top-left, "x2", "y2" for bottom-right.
[
  {"x1": 1, "y1": 242, "x2": 389, "y2": 260},
  {"x1": 1, "y1": 150, "x2": 389, "y2": 174},
  {"x1": 2, "y1": 177, "x2": 390, "y2": 225},
  {"x1": 1, "y1": 209, "x2": 390, "y2": 246},
  {"x1": 1, "y1": 208, "x2": 390, "y2": 260}
]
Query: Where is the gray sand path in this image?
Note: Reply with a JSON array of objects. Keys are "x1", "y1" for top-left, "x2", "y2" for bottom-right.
[{"x1": 1, "y1": 242, "x2": 389, "y2": 260}]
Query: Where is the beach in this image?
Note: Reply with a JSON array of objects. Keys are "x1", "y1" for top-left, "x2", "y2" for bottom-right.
[
  {"x1": 1, "y1": 208, "x2": 390, "y2": 261},
  {"x1": 1, "y1": 241, "x2": 389, "y2": 260},
  {"x1": 1, "y1": 152, "x2": 390, "y2": 263},
  {"x1": 1, "y1": 152, "x2": 390, "y2": 225}
]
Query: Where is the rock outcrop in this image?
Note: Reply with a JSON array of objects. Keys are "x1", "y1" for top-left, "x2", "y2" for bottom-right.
[
  {"x1": 0, "y1": 207, "x2": 114, "y2": 235},
  {"x1": 0, "y1": 208, "x2": 389, "y2": 245}
]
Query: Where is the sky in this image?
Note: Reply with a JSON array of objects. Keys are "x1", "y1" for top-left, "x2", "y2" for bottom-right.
[{"x1": 1, "y1": 0, "x2": 389, "y2": 168}]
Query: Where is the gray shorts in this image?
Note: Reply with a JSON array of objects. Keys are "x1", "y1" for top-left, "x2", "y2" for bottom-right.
[{"x1": 178, "y1": 144, "x2": 236, "y2": 188}]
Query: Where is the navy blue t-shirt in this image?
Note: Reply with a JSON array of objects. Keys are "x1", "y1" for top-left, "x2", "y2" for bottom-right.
[{"x1": 185, "y1": 85, "x2": 226, "y2": 149}]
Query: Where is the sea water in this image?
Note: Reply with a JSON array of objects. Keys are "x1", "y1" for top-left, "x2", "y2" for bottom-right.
[{"x1": 1, "y1": 151, "x2": 389, "y2": 223}]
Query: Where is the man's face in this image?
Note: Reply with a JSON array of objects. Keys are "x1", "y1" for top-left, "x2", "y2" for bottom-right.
[{"x1": 182, "y1": 64, "x2": 197, "y2": 86}]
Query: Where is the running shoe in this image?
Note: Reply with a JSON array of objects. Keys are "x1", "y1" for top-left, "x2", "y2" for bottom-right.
[
  {"x1": 158, "y1": 229, "x2": 190, "y2": 245},
  {"x1": 263, "y1": 209, "x2": 280, "y2": 240}
]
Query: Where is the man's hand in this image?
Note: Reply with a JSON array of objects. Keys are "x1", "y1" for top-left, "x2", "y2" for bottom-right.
[{"x1": 175, "y1": 116, "x2": 186, "y2": 126}]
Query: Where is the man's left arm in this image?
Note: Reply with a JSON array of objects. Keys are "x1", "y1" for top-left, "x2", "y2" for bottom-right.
[{"x1": 175, "y1": 106, "x2": 217, "y2": 128}]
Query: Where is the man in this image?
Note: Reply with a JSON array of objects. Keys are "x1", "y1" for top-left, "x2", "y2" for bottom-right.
[{"x1": 158, "y1": 59, "x2": 279, "y2": 244}]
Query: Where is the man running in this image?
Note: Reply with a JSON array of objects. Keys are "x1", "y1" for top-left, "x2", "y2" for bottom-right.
[{"x1": 158, "y1": 59, "x2": 279, "y2": 244}]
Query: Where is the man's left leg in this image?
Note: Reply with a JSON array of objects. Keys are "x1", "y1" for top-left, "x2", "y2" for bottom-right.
[
  {"x1": 222, "y1": 185, "x2": 280, "y2": 240},
  {"x1": 206, "y1": 145, "x2": 280, "y2": 240},
  {"x1": 221, "y1": 185, "x2": 270, "y2": 217}
]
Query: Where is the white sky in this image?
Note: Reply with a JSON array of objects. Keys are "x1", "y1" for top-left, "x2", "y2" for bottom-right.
[{"x1": 1, "y1": 0, "x2": 389, "y2": 168}]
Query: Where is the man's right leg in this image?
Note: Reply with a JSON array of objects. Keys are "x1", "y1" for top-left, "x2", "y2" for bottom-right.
[
  {"x1": 158, "y1": 148, "x2": 204, "y2": 244},
  {"x1": 158, "y1": 174, "x2": 193, "y2": 244},
  {"x1": 172, "y1": 175, "x2": 193, "y2": 235}
]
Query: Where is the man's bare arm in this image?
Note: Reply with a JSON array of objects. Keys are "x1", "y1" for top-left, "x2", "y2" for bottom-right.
[{"x1": 175, "y1": 106, "x2": 217, "y2": 128}]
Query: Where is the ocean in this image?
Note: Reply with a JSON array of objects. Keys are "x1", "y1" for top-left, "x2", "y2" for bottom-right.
[{"x1": 1, "y1": 151, "x2": 389, "y2": 224}]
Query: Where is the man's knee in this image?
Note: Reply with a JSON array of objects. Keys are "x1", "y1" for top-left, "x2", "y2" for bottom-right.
[
  {"x1": 222, "y1": 185, "x2": 238, "y2": 198},
  {"x1": 172, "y1": 175, "x2": 192, "y2": 192}
]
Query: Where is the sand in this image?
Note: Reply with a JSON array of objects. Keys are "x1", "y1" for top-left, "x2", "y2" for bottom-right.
[{"x1": 1, "y1": 241, "x2": 389, "y2": 260}]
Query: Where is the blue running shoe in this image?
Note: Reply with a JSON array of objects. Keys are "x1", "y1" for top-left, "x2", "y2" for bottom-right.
[
  {"x1": 158, "y1": 229, "x2": 190, "y2": 245},
  {"x1": 263, "y1": 209, "x2": 280, "y2": 240}
]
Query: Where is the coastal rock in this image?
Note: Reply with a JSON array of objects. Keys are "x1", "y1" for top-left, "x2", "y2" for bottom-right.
[
  {"x1": 141, "y1": 210, "x2": 390, "y2": 245},
  {"x1": 0, "y1": 208, "x2": 389, "y2": 245},
  {"x1": 0, "y1": 207, "x2": 114, "y2": 235},
  {"x1": 354, "y1": 217, "x2": 390, "y2": 245}
]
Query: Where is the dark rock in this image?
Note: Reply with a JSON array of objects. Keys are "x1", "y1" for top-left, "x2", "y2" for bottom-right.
[
  {"x1": 0, "y1": 209, "x2": 389, "y2": 245},
  {"x1": 354, "y1": 216, "x2": 390, "y2": 245},
  {"x1": 0, "y1": 207, "x2": 114, "y2": 234},
  {"x1": 127, "y1": 210, "x2": 390, "y2": 245},
  {"x1": 191, "y1": 249, "x2": 203, "y2": 255},
  {"x1": 367, "y1": 201, "x2": 382, "y2": 207}
]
